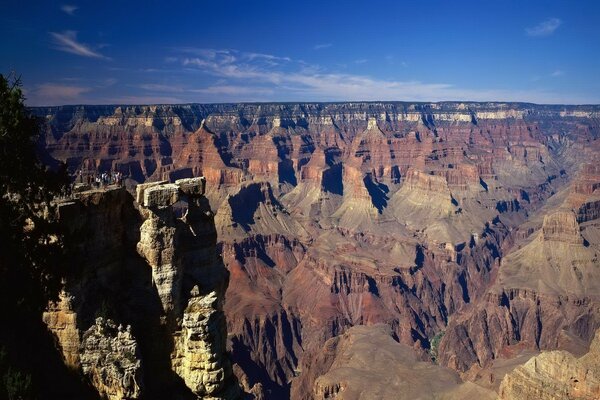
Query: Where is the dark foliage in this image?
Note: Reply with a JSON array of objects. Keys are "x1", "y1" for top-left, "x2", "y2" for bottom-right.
[{"x1": 0, "y1": 74, "x2": 96, "y2": 399}]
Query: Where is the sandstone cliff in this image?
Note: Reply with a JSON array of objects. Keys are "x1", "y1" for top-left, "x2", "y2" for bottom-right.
[
  {"x1": 498, "y1": 327, "x2": 600, "y2": 400},
  {"x1": 308, "y1": 324, "x2": 496, "y2": 400},
  {"x1": 44, "y1": 182, "x2": 239, "y2": 399},
  {"x1": 437, "y1": 164, "x2": 600, "y2": 384}
]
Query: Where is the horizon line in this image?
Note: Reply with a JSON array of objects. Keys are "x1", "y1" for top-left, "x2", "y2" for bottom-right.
[{"x1": 27, "y1": 100, "x2": 600, "y2": 108}]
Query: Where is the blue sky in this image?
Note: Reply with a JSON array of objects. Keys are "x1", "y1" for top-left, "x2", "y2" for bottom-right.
[{"x1": 2, "y1": 0, "x2": 599, "y2": 105}]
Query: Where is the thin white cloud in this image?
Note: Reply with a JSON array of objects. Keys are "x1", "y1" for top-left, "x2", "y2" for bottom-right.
[
  {"x1": 99, "y1": 78, "x2": 118, "y2": 87},
  {"x1": 169, "y1": 49, "x2": 592, "y2": 103},
  {"x1": 245, "y1": 52, "x2": 291, "y2": 63},
  {"x1": 28, "y1": 83, "x2": 91, "y2": 105},
  {"x1": 171, "y1": 47, "x2": 595, "y2": 103},
  {"x1": 191, "y1": 85, "x2": 275, "y2": 99},
  {"x1": 550, "y1": 69, "x2": 564, "y2": 77},
  {"x1": 34, "y1": 48, "x2": 589, "y2": 105},
  {"x1": 50, "y1": 31, "x2": 109, "y2": 59},
  {"x1": 526, "y1": 18, "x2": 562, "y2": 37},
  {"x1": 108, "y1": 95, "x2": 185, "y2": 104},
  {"x1": 135, "y1": 80, "x2": 275, "y2": 102},
  {"x1": 60, "y1": 4, "x2": 78, "y2": 15},
  {"x1": 313, "y1": 43, "x2": 332, "y2": 50},
  {"x1": 354, "y1": 59, "x2": 368, "y2": 64},
  {"x1": 137, "y1": 83, "x2": 185, "y2": 93}
]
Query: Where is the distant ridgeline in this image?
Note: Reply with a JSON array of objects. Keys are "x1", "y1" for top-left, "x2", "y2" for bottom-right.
[{"x1": 32, "y1": 101, "x2": 600, "y2": 135}]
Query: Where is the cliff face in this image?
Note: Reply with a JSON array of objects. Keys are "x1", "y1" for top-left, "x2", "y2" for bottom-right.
[
  {"x1": 43, "y1": 182, "x2": 239, "y2": 399},
  {"x1": 305, "y1": 324, "x2": 496, "y2": 400},
  {"x1": 438, "y1": 162, "x2": 600, "y2": 381},
  {"x1": 36, "y1": 102, "x2": 600, "y2": 398},
  {"x1": 35, "y1": 102, "x2": 600, "y2": 187},
  {"x1": 80, "y1": 318, "x2": 143, "y2": 399},
  {"x1": 498, "y1": 328, "x2": 600, "y2": 400}
]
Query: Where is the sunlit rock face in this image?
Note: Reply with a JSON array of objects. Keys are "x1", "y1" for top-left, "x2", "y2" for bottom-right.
[
  {"x1": 43, "y1": 182, "x2": 240, "y2": 399},
  {"x1": 136, "y1": 178, "x2": 237, "y2": 398},
  {"x1": 498, "y1": 328, "x2": 600, "y2": 400},
  {"x1": 80, "y1": 317, "x2": 143, "y2": 400},
  {"x1": 36, "y1": 102, "x2": 600, "y2": 398}
]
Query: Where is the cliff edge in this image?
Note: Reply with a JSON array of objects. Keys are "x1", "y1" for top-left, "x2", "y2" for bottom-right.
[{"x1": 43, "y1": 180, "x2": 240, "y2": 399}]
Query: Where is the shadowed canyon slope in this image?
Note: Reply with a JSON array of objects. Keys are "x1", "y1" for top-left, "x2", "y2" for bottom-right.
[{"x1": 35, "y1": 102, "x2": 600, "y2": 398}]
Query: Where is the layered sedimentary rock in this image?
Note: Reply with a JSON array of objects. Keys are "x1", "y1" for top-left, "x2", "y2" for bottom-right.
[
  {"x1": 80, "y1": 318, "x2": 143, "y2": 400},
  {"x1": 42, "y1": 291, "x2": 80, "y2": 368},
  {"x1": 308, "y1": 324, "x2": 496, "y2": 400},
  {"x1": 44, "y1": 181, "x2": 239, "y2": 399},
  {"x1": 136, "y1": 178, "x2": 237, "y2": 398},
  {"x1": 35, "y1": 102, "x2": 600, "y2": 399},
  {"x1": 438, "y1": 165, "x2": 600, "y2": 380},
  {"x1": 498, "y1": 327, "x2": 600, "y2": 400},
  {"x1": 540, "y1": 209, "x2": 583, "y2": 244}
]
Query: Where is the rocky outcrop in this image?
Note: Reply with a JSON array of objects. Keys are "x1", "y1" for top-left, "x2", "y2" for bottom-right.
[
  {"x1": 136, "y1": 178, "x2": 238, "y2": 399},
  {"x1": 308, "y1": 324, "x2": 496, "y2": 400},
  {"x1": 438, "y1": 288, "x2": 600, "y2": 374},
  {"x1": 172, "y1": 289, "x2": 233, "y2": 398},
  {"x1": 42, "y1": 291, "x2": 80, "y2": 368},
  {"x1": 136, "y1": 181, "x2": 183, "y2": 321},
  {"x1": 541, "y1": 209, "x2": 583, "y2": 244},
  {"x1": 44, "y1": 181, "x2": 239, "y2": 399},
  {"x1": 577, "y1": 198, "x2": 600, "y2": 223},
  {"x1": 80, "y1": 317, "x2": 143, "y2": 400},
  {"x1": 498, "y1": 328, "x2": 600, "y2": 400}
]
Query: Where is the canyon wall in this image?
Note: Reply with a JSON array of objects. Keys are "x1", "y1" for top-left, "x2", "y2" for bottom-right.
[
  {"x1": 35, "y1": 102, "x2": 600, "y2": 398},
  {"x1": 43, "y1": 181, "x2": 239, "y2": 399},
  {"x1": 499, "y1": 327, "x2": 600, "y2": 400}
]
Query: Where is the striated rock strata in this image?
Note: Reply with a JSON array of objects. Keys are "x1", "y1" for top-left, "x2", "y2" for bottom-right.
[
  {"x1": 499, "y1": 327, "x2": 600, "y2": 400},
  {"x1": 80, "y1": 317, "x2": 143, "y2": 400},
  {"x1": 35, "y1": 102, "x2": 600, "y2": 399},
  {"x1": 44, "y1": 181, "x2": 239, "y2": 399},
  {"x1": 309, "y1": 324, "x2": 496, "y2": 400}
]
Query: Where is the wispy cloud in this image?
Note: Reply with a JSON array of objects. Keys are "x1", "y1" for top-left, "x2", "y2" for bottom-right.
[
  {"x1": 26, "y1": 81, "x2": 185, "y2": 106},
  {"x1": 168, "y1": 47, "x2": 583, "y2": 103},
  {"x1": 108, "y1": 95, "x2": 185, "y2": 105},
  {"x1": 354, "y1": 59, "x2": 368, "y2": 64},
  {"x1": 532, "y1": 70, "x2": 566, "y2": 81},
  {"x1": 137, "y1": 83, "x2": 185, "y2": 93},
  {"x1": 313, "y1": 43, "x2": 332, "y2": 50},
  {"x1": 28, "y1": 83, "x2": 91, "y2": 105},
  {"x1": 134, "y1": 80, "x2": 275, "y2": 102},
  {"x1": 49, "y1": 31, "x2": 109, "y2": 59},
  {"x1": 60, "y1": 4, "x2": 78, "y2": 15},
  {"x1": 191, "y1": 85, "x2": 275, "y2": 98},
  {"x1": 39, "y1": 48, "x2": 585, "y2": 105},
  {"x1": 526, "y1": 18, "x2": 562, "y2": 37},
  {"x1": 99, "y1": 78, "x2": 118, "y2": 87}
]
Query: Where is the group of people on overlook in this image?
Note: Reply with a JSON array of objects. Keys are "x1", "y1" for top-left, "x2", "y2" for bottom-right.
[{"x1": 77, "y1": 169, "x2": 124, "y2": 188}]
